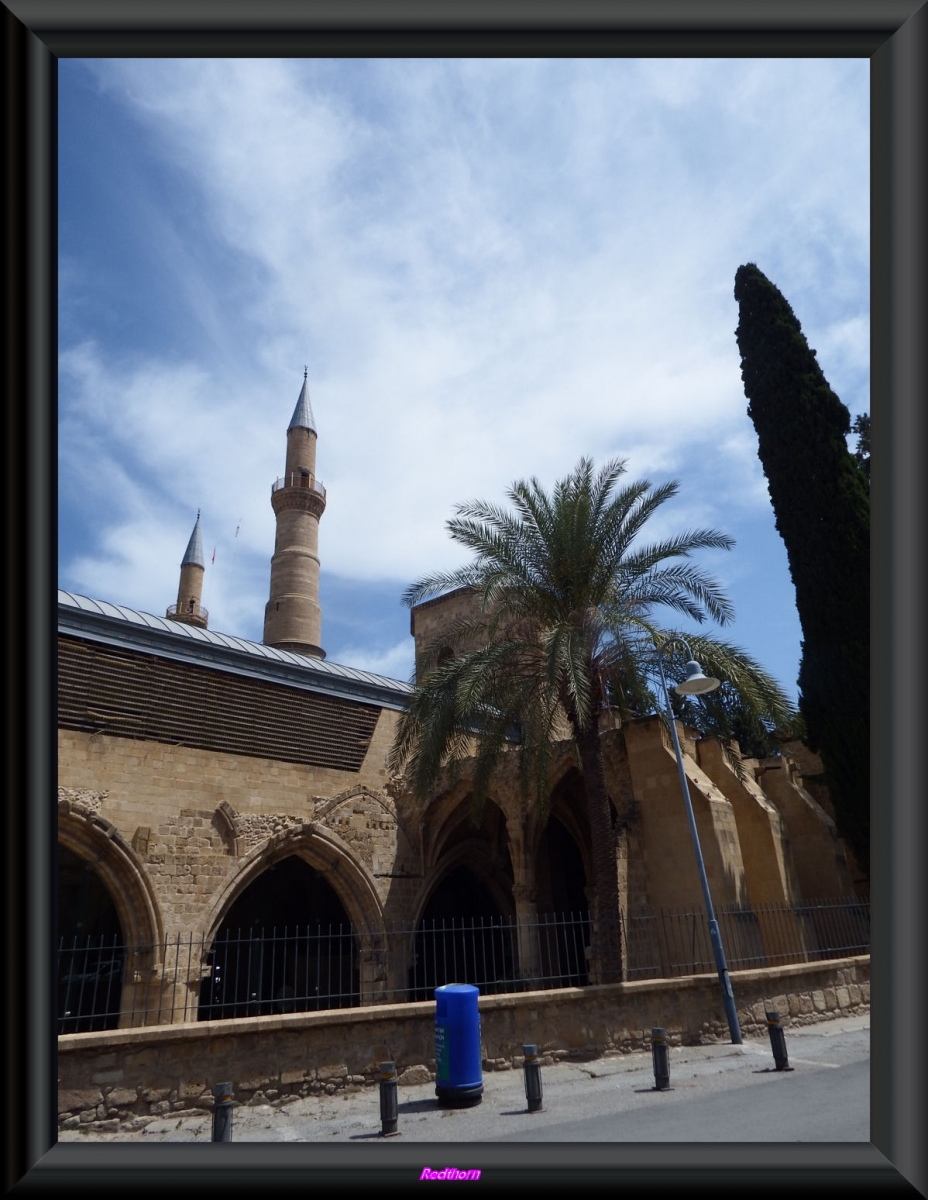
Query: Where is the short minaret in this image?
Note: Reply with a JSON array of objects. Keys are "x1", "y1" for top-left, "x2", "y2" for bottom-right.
[
  {"x1": 263, "y1": 369, "x2": 327, "y2": 657},
  {"x1": 166, "y1": 510, "x2": 208, "y2": 629}
]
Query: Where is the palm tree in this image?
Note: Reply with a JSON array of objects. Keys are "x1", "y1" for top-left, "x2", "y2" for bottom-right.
[{"x1": 389, "y1": 457, "x2": 795, "y2": 982}]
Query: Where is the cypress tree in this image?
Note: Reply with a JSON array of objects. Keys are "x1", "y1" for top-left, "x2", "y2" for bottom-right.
[
  {"x1": 852, "y1": 413, "x2": 870, "y2": 490},
  {"x1": 734, "y1": 263, "x2": 870, "y2": 880}
]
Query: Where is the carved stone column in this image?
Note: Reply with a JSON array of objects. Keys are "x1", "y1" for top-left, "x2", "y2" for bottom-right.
[{"x1": 511, "y1": 882, "x2": 542, "y2": 986}]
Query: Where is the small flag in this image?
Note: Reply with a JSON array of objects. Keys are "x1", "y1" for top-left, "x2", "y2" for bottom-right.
[
  {"x1": 234, "y1": 521, "x2": 241, "y2": 538},
  {"x1": 211, "y1": 547, "x2": 216, "y2": 565}
]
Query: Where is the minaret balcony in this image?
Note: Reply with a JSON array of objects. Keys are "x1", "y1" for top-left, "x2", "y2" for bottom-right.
[
  {"x1": 271, "y1": 472, "x2": 327, "y2": 518},
  {"x1": 272, "y1": 472, "x2": 326, "y2": 500},
  {"x1": 166, "y1": 604, "x2": 209, "y2": 628}
]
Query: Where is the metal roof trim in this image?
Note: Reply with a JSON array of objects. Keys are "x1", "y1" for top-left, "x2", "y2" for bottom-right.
[{"x1": 57, "y1": 590, "x2": 413, "y2": 710}]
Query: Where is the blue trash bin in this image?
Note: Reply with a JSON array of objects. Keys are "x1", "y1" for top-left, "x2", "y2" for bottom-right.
[{"x1": 434, "y1": 984, "x2": 483, "y2": 1107}]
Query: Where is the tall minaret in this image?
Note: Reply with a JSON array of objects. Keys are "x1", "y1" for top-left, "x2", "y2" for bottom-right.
[
  {"x1": 166, "y1": 511, "x2": 208, "y2": 628},
  {"x1": 263, "y1": 369, "x2": 327, "y2": 657}
]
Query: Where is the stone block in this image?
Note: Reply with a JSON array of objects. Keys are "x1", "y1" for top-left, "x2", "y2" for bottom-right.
[
  {"x1": 397, "y1": 1065, "x2": 431, "y2": 1085},
  {"x1": 91, "y1": 1070, "x2": 124, "y2": 1086},
  {"x1": 317, "y1": 1062, "x2": 347, "y2": 1081},
  {"x1": 812, "y1": 990, "x2": 827, "y2": 1013},
  {"x1": 106, "y1": 1088, "x2": 139, "y2": 1108},
  {"x1": 59, "y1": 1090, "x2": 99, "y2": 1114},
  {"x1": 124, "y1": 1050, "x2": 158, "y2": 1072},
  {"x1": 238, "y1": 1078, "x2": 272, "y2": 1094},
  {"x1": 124, "y1": 1116, "x2": 156, "y2": 1130},
  {"x1": 836, "y1": 986, "x2": 851, "y2": 1009}
]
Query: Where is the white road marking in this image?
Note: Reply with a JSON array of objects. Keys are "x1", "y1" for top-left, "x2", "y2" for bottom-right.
[{"x1": 738, "y1": 1045, "x2": 841, "y2": 1068}]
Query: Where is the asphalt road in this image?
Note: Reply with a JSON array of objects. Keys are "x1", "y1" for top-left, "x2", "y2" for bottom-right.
[{"x1": 60, "y1": 1012, "x2": 870, "y2": 1145}]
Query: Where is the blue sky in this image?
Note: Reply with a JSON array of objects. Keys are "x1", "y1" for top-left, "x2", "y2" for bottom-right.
[{"x1": 58, "y1": 58, "x2": 869, "y2": 700}]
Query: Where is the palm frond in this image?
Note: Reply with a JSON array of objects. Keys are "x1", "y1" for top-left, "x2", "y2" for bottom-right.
[{"x1": 391, "y1": 457, "x2": 793, "y2": 900}]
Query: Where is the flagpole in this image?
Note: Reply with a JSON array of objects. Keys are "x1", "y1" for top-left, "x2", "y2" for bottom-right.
[
  {"x1": 204, "y1": 541, "x2": 216, "y2": 612},
  {"x1": 228, "y1": 519, "x2": 243, "y2": 603}
]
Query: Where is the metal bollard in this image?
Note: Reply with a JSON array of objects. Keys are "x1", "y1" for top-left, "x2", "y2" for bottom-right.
[
  {"x1": 651, "y1": 1028, "x2": 671, "y2": 1090},
  {"x1": 765, "y1": 1011, "x2": 794, "y2": 1071},
  {"x1": 212, "y1": 1081, "x2": 234, "y2": 1142},
  {"x1": 379, "y1": 1061, "x2": 400, "y2": 1136},
  {"x1": 522, "y1": 1044, "x2": 543, "y2": 1113}
]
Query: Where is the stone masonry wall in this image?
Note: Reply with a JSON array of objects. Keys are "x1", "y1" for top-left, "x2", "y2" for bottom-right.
[
  {"x1": 58, "y1": 955, "x2": 869, "y2": 1132},
  {"x1": 58, "y1": 716, "x2": 414, "y2": 935}
]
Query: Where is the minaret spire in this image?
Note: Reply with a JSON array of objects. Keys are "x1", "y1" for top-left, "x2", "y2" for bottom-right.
[
  {"x1": 263, "y1": 371, "x2": 326, "y2": 657},
  {"x1": 167, "y1": 511, "x2": 208, "y2": 628},
  {"x1": 288, "y1": 366, "x2": 317, "y2": 434}
]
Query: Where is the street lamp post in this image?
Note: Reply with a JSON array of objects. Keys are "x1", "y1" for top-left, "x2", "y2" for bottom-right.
[{"x1": 657, "y1": 637, "x2": 743, "y2": 1045}]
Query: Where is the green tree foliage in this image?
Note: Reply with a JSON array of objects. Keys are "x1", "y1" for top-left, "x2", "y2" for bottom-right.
[
  {"x1": 389, "y1": 457, "x2": 795, "y2": 979},
  {"x1": 852, "y1": 413, "x2": 870, "y2": 490},
  {"x1": 734, "y1": 263, "x2": 870, "y2": 876},
  {"x1": 671, "y1": 679, "x2": 799, "y2": 761}
]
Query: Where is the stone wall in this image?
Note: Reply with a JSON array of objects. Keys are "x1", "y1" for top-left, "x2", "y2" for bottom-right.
[{"x1": 58, "y1": 955, "x2": 869, "y2": 1132}]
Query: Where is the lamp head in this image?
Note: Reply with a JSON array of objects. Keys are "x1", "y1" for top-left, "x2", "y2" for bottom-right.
[{"x1": 674, "y1": 660, "x2": 721, "y2": 695}]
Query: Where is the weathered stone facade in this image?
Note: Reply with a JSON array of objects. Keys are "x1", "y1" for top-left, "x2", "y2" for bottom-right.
[
  {"x1": 57, "y1": 386, "x2": 864, "y2": 1108},
  {"x1": 57, "y1": 618, "x2": 861, "y2": 1032}
]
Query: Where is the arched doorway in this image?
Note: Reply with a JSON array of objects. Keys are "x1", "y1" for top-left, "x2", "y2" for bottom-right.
[
  {"x1": 58, "y1": 846, "x2": 126, "y2": 1033},
  {"x1": 198, "y1": 855, "x2": 358, "y2": 1019},
  {"x1": 409, "y1": 864, "x2": 514, "y2": 999},
  {"x1": 535, "y1": 813, "x2": 591, "y2": 986}
]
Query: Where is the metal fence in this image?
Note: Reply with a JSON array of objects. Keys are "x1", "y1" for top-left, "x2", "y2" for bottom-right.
[
  {"x1": 57, "y1": 896, "x2": 869, "y2": 1034},
  {"x1": 623, "y1": 897, "x2": 870, "y2": 980}
]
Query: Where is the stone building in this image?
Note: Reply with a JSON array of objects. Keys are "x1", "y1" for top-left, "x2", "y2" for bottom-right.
[{"x1": 57, "y1": 373, "x2": 862, "y2": 1031}]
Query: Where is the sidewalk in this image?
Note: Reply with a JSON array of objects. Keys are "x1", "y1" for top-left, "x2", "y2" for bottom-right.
[{"x1": 58, "y1": 1012, "x2": 869, "y2": 1144}]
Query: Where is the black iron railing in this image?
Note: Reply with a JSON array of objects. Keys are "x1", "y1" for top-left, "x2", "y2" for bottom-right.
[{"x1": 57, "y1": 896, "x2": 869, "y2": 1033}]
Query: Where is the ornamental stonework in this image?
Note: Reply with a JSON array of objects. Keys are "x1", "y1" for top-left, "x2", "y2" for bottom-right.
[
  {"x1": 314, "y1": 787, "x2": 399, "y2": 875},
  {"x1": 234, "y1": 812, "x2": 306, "y2": 852},
  {"x1": 57, "y1": 787, "x2": 108, "y2": 817}
]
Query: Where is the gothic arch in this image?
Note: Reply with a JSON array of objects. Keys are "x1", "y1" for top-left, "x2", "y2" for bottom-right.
[
  {"x1": 197, "y1": 821, "x2": 384, "y2": 943},
  {"x1": 537, "y1": 766, "x2": 594, "y2": 886},
  {"x1": 417, "y1": 778, "x2": 474, "y2": 866},
  {"x1": 413, "y1": 842, "x2": 516, "y2": 928},
  {"x1": 314, "y1": 784, "x2": 398, "y2": 825},
  {"x1": 427, "y1": 787, "x2": 512, "y2": 864},
  {"x1": 57, "y1": 802, "x2": 164, "y2": 956},
  {"x1": 412, "y1": 795, "x2": 514, "y2": 927}
]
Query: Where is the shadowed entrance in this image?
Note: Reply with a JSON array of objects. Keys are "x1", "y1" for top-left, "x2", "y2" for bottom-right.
[
  {"x1": 199, "y1": 855, "x2": 358, "y2": 1018},
  {"x1": 58, "y1": 846, "x2": 126, "y2": 1033}
]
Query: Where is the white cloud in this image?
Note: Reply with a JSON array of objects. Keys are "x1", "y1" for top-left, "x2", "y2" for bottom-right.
[
  {"x1": 59, "y1": 58, "x2": 868, "y2": 696},
  {"x1": 332, "y1": 638, "x2": 415, "y2": 682}
]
